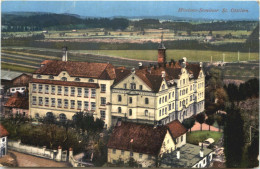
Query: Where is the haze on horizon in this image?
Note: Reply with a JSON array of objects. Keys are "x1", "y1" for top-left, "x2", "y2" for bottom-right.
[{"x1": 2, "y1": 1, "x2": 259, "y2": 20}]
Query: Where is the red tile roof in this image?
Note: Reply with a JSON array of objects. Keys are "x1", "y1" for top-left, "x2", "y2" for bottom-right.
[
  {"x1": 107, "y1": 122, "x2": 168, "y2": 155},
  {"x1": 31, "y1": 79, "x2": 99, "y2": 88},
  {"x1": 0, "y1": 124, "x2": 9, "y2": 137},
  {"x1": 107, "y1": 120, "x2": 187, "y2": 155},
  {"x1": 167, "y1": 120, "x2": 188, "y2": 139},
  {"x1": 4, "y1": 92, "x2": 28, "y2": 109},
  {"x1": 35, "y1": 60, "x2": 116, "y2": 80}
]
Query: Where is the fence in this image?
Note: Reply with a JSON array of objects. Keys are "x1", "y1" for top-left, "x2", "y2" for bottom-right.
[{"x1": 8, "y1": 140, "x2": 67, "y2": 162}]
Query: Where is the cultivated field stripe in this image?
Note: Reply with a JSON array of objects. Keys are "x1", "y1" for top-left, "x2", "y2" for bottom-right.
[
  {"x1": 2, "y1": 53, "x2": 44, "y2": 62},
  {"x1": 1, "y1": 61, "x2": 39, "y2": 68}
]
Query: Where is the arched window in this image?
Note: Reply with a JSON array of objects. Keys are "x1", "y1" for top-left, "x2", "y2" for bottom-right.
[
  {"x1": 75, "y1": 77, "x2": 80, "y2": 82},
  {"x1": 159, "y1": 98, "x2": 161, "y2": 104},
  {"x1": 172, "y1": 92, "x2": 174, "y2": 97},
  {"x1": 165, "y1": 96, "x2": 167, "y2": 102},
  {"x1": 159, "y1": 110, "x2": 161, "y2": 116},
  {"x1": 118, "y1": 107, "x2": 122, "y2": 113},
  {"x1": 145, "y1": 98, "x2": 149, "y2": 104},
  {"x1": 118, "y1": 95, "x2": 122, "y2": 102},
  {"x1": 35, "y1": 113, "x2": 40, "y2": 119},
  {"x1": 145, "y1": 110, "x2": 148, "y2": 116},
  {"x1": 165, "y1": 107, "x2": 167, "y2": 114},
  {"x1": 129, "y1": 109, "x2": 132, "y2": 116},
  {"x1": 162, "y1": 97, "x2": 164, "y2": 103},
  {"x1": 162, "y1": 108, "x2": 164, "y2": 115},
  {"x1": 59, "y1": 113, "x2": 67, "y2": 122},
  {"x1": 46, "y1": 112, "x2": 54, "y2": 118},
  {"x1": 61, "y1": 77, "x2": 67, "y2": 81}
]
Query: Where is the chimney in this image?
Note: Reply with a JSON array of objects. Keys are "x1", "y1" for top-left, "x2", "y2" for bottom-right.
[
  {"x1": 200, "y1": 62, "x2": 203, "y2": 68},
  {"x1": 200, "y1": 143, "x2": 204, "y2": 158},
  {"x1": 62, "y1": 46, "x2": 68, "y2": 61},
  {"x1": 161, "y1": 71, "x2": 166, "y2": 78},
  {"x1": 176, "y1": 148, "x2": 180, "y2": 159},
  {"x1": 138, "y1": 62, "x2": 143, "y2": 69}
]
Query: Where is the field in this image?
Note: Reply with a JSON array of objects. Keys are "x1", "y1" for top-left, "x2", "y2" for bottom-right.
[{"x1": 186, "y1": 131, "x2": 223, "y2": 145}]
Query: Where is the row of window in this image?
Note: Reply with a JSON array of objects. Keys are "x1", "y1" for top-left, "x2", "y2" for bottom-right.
[
  {"x1": 123, "y1": 83, "x2": 143, "y2": 91},
  {"x1": 198, "y1": 92, "x2": 204, "y2": 99},
  {"x1": 37, "y1": 74, "x2": 96, "y2": 83},
  {"x1": 117, "y1": 95, "x2": 149, "y2": 104},
  {"x1": 112, "y1": 149, "x2": 151, "y2": 159},
  {"x1": 198, "y1": 82, "x2": 204, "y2": 89},
  {"x1": 117, "y1": 107, "x2": 149, "y2": 116},
  {"x1": 32, "y1": 84, "x2": 96, "y2": 97},
  {"x1": 159, "y1": 92, "x2": 174, "y2": 104},
  {"x1": 32, "y1": 96, "x2": 96, "y2": 110}
]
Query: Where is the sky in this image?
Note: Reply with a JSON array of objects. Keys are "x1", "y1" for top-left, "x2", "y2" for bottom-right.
[{"x1": 2, "y1": 1, "x2": 259, "y2": 20}]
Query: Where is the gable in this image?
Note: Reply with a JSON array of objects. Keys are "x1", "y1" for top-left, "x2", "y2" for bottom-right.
[{"x1": 159, "y1": 79, "x2": 168, "y2": 92}]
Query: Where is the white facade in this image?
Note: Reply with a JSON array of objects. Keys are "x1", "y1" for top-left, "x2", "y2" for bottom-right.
[{"x1": 0, "y1": 136, "x2": 7, "y2": 157}]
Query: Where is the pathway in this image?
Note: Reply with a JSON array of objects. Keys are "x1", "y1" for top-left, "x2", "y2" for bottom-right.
[{"x1": 9, "y1": 150, "x2": 70, "y2": 167}]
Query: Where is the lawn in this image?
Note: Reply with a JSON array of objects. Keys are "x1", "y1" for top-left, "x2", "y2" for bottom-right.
[
  {"x1": 186, "y1": 131, "x2": 223, "y2": 145},
  {"x1": 1, "y1": 62, "x2": 36, "y2": 73},
  {"x1": 75, "y1": 49, "x2": 259, "y2": 62}
]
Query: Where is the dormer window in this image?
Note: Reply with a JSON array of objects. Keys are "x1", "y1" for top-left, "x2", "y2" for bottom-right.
[
  {"x1": 61, "y1": 77, "x2": 67, "y2": 81},
  {"x1": 89, "y1": 79, "x2": 94, "y2": 82},
  {"x1": 49, "y1": 75, "x2": 54, "y2": 80},
  {"x1": 37, "y1": 75, "x2": 42, "y2": 79},
  {"x1": 75, "y1": 77, "x2": 80, "y2": 82}
]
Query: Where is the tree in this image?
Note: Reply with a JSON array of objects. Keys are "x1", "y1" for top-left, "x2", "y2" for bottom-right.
[
  {"x1": 196, "y1": 113, "x2": 205, "y2": 131},
  {"x1": 182, "y1": 117, "x2": 195, "y2": 133},
  {"x1": 214, "y1": 113, "x2": 226, "y2": 132},
  {"x1": 227, "y1": 83, "x2": 239, "y2": 103},
  {"x1": 205, "y1": 115, "x2": 215, "y2": 131},
  {"x1": 247, "y1": 130, "x2": 259, "y2": 168},
  {"x1": 224, "y1": 105, "x2": 245, "y2": 167}
]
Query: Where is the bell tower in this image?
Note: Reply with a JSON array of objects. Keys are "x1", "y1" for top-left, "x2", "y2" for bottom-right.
[{"x1": 158, "y1": 33, "x2": 166, "y2": 65}]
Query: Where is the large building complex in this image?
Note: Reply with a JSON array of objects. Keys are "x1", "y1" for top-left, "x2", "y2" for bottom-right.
[{"x1": 29, "y1": 40, "x2": 205, "y2": 127}]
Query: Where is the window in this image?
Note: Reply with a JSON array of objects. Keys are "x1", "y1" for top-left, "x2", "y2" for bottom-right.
[
  {"x1": 2, "y1": 138, "x2": 5, "y2": 142},
  {"x1": 162, "y1": 97, "x2": 164, "y2": 103},
  {"x1": 64, "y1": 87, "x2": 68, "y2": 95},
  {"x1": 83, "y1": 101, "x2": 88, "y2": 110},
  {"x1": 190, "y1": 95, "x2": 192, "y2": 101},
  {"x1": 139, "y1": 154, "x2": 143, "y2": 159},
  {"x1": 77, "y1": 101, "x2": 82, "y2": 109},
  {"x1": 84, "y1": 88, "x2": 89, "y2": 97},
  {"x1": 39, "y1": 85, "x2": 43, "y2": 92},
  {"x1": 51, "y1": 86, "x2": 55, "y2": 94},
  {"x1": 101, "y1": 84, "x2": 106, "y2": 93},
  {"x1": 190, "y1": 85, "x2": 192, "y2": 91},
  {"x1": 91, "y1": 89, "x2": 96, "y2": 97},
  {"x1": 101, "y1": 110, "x2": 106, "y2": 119},
  {"x1": 101, "y1": 97, "x2": 106, "y2": 105},
  {"x1": 49, "y1": 75, "x2": 54, "y2": 80},
  {"x1": 169, "y1": 104, "x2": 171, "y2": 110},
  {"x1": 159, "y1": 98, "x2": 161, "y2": 104},
  {"x1": 186, "y1": 88, "x2": 188, "y2": 94},
  {"x1": 58, "y1": 99, "x2": 62, "y2": 107},
  {"x1": 129, "y1": 97, "x2": 132, "y2": 104},
  {"x1": 64, "y1": 99, "x2": 68, "y2": 108},
  {"x1": 129, "y1": 109, "x2": 132, "y2": 116},
  {"x1": 71, "y1": 100, "x2": 75, "y2": 109},
  {"x1": 159, "y1": 110, "x2": 161, "y2": 116},
  {"x1": 176, "y1": 138, "x2": 179, "y2": 144},
  {"x1": 89, "y1": 79, "x2": 94, "y2": 82},
  {"x1": 45, "y1": 97, "x2": 49, "y2": 106},
  {"x1": 162, "y1": 108, "x2": 164, "y2": 115},
  {"x1": 145, "y1": 110, "x2": 148, "y2": 116},
  {"x1": 37, "y1": 74, "x2": 42, "y2": 78},
  {"x1": 51, "y1": 98, "x2": 55, "y2": 107},
  {"x1": 58, "y1": 86, "x2": 62, "y2": 95},
  {"x1": 77, "y1": 88, "x2": 82, "y2": 96},
  {"x1": 118, "y1": 107, "x2": 122, "y2": 113},
  {"x1": 124, "y1": 83, "x2": 127, "y2": 89},
  {"x1": 180, "y1": 101, "x2": 182, "y2": 107},
  {"x1": 61, "y1": 77, "x2": 67, "y2": 81},
  {"x1": 172, "y1": 103, "x2": 175, "y2": 109},
  {"x1": 131, "y1": 83, "x2": 136, "y2": 90},
  {"x1": 165, "y1": 107, "x2": 167, "y2": 114},
  {"x1": 113, "y1": 149, "x2": 116, "y2": 154},
  {"x1": 145, "y1": 98, "x2": 149, "y2": 104},
  {"x1": 118, "y1": 95, "x2": 122, "y2": 102},
  {"x1": 39, "y1": 97, "x2": 43, "y2": 105},
  {"x1": 121, "y1": 150, "x2": 124, "y2": 155},
  {"x1": 162, "y1": 84, "x2": 165, "y2": 90},
  {"x1": 165, "y1": 96, "x2": 167, "y2": 102},
  {"x1": 45, "y1": 85, "x2": 49, "y2": 93},
  {"x1": 91, "y1": 102, "x2": 96, "y2": 110},
  {"x1": 181, "y1": 136, "x2": 183, "y2": 142},
  {"x1": 59, "y1": 113, "x2": 67, "y2": 122},
  {"x1": 32, "y1": 96, "x2": 37, "y2": 105},
  {"x1": 139, "y1": 85, "x2": 143, "y2": 90},
  {"x1": 12, "y1": 89, "x2": 15, "y2": 92},
  {"x1": 75, "y1": 77, "x2": 80, "y2": 82},
  {"x1": 71, "y1": 87, "x2": 75, "y2": 96},
  {"x1": 169, "y1": 93, "x2": 171, "y2": 99},
  {"x1": 183, "y1": 79, "x2": 185, "y2": 84},
  {"x1": 22, "y1": 88, "x2": 25, "y2": 90},
  {"x1": 172, "y1": 92, "x2": 174, "y2": 97}
]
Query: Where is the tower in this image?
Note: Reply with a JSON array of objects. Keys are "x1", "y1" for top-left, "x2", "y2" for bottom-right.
[
  {"x1": 158, "y1": 33, "x2": 166, "y2": 65},
  {"x1": 62, "y1": 46, "x2": 68, "y2": 61}
]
